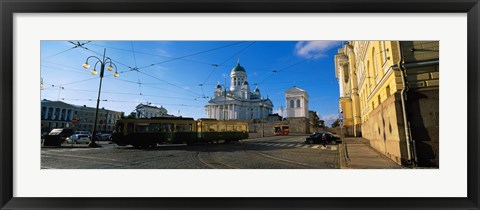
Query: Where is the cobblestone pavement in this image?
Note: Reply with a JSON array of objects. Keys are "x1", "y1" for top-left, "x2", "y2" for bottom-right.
[{"x1": 41, "y1": 135, "x2": 339, "y2": 169}]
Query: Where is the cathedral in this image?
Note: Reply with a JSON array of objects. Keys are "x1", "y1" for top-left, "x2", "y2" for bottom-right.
[{"x1": 205, "y1": 61, "x2": 273, "y2": 121}]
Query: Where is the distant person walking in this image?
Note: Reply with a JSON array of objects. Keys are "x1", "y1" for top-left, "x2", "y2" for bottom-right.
[{"x1": 322, "y1": 133, "x2": 327, "y2": 147}]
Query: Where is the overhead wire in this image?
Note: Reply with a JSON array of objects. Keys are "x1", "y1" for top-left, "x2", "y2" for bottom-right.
[
  {"x1": 137, "y1": 70, "x2": 203, "y2": 98},
  {"x1": 60, "y1": 98, "x2": 203, "y2": 108},
  {"x1": 135, "y1": 41, "x2": 247, "y2": 70},
  {"x1": 43, "y1": 41, "x2": 233, "y2": 110},
  {"x1": 130, "y1": 41, "x2": 145, "y2": 100},
  {"x1": 200, "y1": 41, "x2": 256, "y2": 86},
  {"x1": 256, "y1": 56, "x2": 318, "y2": 85},
  {"x1": 41, "y1": 65, "x2": 87, "y2": 74},
  {"x1": 41, "y1": 41, "x2": 91, "y2": 60},
  {"x1": 44, "y1": 41, "x2": 333, "y2": 116},
  {"x1": 43, "y1": 87, "x2": 196, "y2": 101},
  {"x1": 87, "y1": 42, "x2": 214, "y2": 66},
  {"x1": 42, "y1": 47, "x2": 75, "y2": 60},
  {"x1": 81, "y1": 41, "x2": 249, "y2": 100}
]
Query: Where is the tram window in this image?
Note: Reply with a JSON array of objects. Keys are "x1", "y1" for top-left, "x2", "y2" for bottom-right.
[
  {"x1": 149, "y1": 123, "x2": 161, "y2": 132},
  {"x1": 218, "y1": 124, "x2": 226, "y2": 132},
  {"x1": 176, "y1": 124, "x2": 191, "y2": 132},
  {"x1": 136, "y1": 123, "x2": 149, "y2": 132},
  {"x1": 226, "y1": 125, "x2": 234, "y2": 131},
  {"x1": 240, "y1": 125, "x2": 247, "y2": 131},
  {"x1": 127, "y1": 123, "x2": 134, "y2": 132},
  {"x1": 116, "y1": 123, "x2": 124, "y2": 132},
  {"x1": 160, "y1": 123, "x2": 173, "y2": 132},
  {"x1": 207, "y1": 124, "x2": 217, "y2": 132}
]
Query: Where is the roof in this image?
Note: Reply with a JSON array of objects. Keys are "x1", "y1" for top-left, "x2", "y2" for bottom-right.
[
  {"x1": 231, "y1": 62, "x2": 246, "y2": 73},
  {"x1": 284, "y1": 86, "x2": 309, "y2": 97},
  {"x1": 136, "y1": 103, "x2": 166, "y2": 110}
]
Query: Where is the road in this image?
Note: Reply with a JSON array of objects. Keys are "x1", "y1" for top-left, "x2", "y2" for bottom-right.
[{"x1": 41, "y1": 135, "x2": 340, "y2": 169}]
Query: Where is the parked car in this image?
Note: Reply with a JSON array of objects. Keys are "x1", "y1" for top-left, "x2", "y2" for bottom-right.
[
  {"x1": 305, "y1": 131, "x2": 340, "y2": 144},
  {"x1": 74, "y1": 131, "x2": 92, "y2": 138},
  {"x1": 43, "y1": 128, "x2": 75, "y2": 146},
  {"x1": 66, "y1": 134, "x2": 91, "y2": 144},
  {"x1": 98, "y1": 133, "x2": 112, "y2": 141}
]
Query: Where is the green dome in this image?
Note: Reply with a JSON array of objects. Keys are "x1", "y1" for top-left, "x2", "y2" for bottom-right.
[
  {"x1": 231, "y1": 63, "x2": 246, "y2": 73},
  {"x1": 242, "y1": 80, "x2": 249, "y2": 85}
]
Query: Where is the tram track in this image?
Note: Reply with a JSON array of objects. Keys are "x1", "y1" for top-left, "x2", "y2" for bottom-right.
[
  {"x1": 242, "y1": 143, "x2": 314, "y2": 169},
  {"x1": 190, "y1": 146, "x2": 239, "y2": 169}
]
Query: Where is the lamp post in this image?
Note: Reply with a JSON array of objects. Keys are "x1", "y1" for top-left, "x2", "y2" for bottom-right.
[
  {"x1": 261, "y1": 101, "x2": 265, "y2": 137},
  {"x1": 82, "y1": 48, "x2": 119, "y2": 147}
]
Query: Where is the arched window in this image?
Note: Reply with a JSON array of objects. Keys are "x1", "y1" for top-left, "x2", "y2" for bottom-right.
[
  {"x1": 290, "y1": 100, "x2": 294, "y2": 108},
  {"x1": 296, "y1": 99, "x2": 301, "y2": 107}
]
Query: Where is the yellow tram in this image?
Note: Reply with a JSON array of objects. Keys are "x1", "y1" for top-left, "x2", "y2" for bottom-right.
[{"x1": 111, "y1": 117, "x2": 248, "y2": 147}]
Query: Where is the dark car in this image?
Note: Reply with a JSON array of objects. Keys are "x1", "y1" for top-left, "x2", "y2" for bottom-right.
[
  {"x1": 43, "y1": 128, "x2": 75, "y2": 146},
  {"x1": 305, "y1": 131, "x2": 339, "y2": 145}
]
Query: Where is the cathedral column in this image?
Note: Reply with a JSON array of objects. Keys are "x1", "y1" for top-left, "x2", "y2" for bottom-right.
[
  {"x1": 233, "y1": 104, "x2": 237, "y2": 120},
  {"x1": 212, "y1": 106, "x2": 215, "y2": 119},
  {"x1": 227, "y1": 105, "x2": 231, "y2": 120}
]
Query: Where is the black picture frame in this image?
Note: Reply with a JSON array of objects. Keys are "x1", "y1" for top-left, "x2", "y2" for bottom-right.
[{"x1": 1, "y1": 0, "x2": 479, "y2": 209}]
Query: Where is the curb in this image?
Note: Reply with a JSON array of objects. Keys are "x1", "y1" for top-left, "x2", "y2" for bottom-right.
[{"x1": 338, "y1": 143, "x2": 348, "y2": 169}]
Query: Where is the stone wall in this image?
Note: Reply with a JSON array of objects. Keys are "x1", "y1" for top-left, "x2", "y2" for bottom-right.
[
  {"x1": 247, "y1": 117, "x2": 312, "y2": 138},
  {"x1": 362, "y1": 90, "x2": 439, "y2": 167},
  {"x1": 362, "y1": 93, "x2": 408, "y2": 165},
  {"x1": 248, "y1": 121, "x2": 278, "y2": 138},
  {"x1": 286, "y1": 117, "x2": 310, "y2": 134}
]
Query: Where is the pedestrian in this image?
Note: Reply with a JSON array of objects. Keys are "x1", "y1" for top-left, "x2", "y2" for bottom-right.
[{"x1": 322, "y1": 133, "x2": 327, "y2": 147}]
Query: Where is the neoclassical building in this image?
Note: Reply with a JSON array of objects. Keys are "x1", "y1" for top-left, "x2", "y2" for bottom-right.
[
  {"x1": 205, "y1": 61, "x2": 273, "y2": 120},
  {"x1": 335, "y1": 41, "x2": 439, "y2": 167},
  {"x1": 41, "y1": 99, "x2": 123, "y2": 133},
  {"x1": 135, "y1": 103, "x2": 169, "y2": 118}
]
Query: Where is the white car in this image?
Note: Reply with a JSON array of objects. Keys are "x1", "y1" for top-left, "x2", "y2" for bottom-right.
[
  {"x1": 75, "y1": 131, "x2": 92, "y2": 137},
  {"x1": 66, "y1": 134, "x2": 91, "y2": 144}
]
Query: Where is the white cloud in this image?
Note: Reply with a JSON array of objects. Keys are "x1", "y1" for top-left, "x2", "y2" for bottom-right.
[
  {"x1": 294, "y1": 41, "x2": 342, "y2": 58},
  {"x1": 320, "y1": 114, "x2": 338, "y2": 121},
  {"x1": 319, "y1": 114, "x2": 339, "y2": 127}
]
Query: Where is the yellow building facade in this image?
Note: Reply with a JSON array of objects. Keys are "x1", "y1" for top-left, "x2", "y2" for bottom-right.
[{"x1": 335, "y1": 41, "x2": 439, "y2": 167}]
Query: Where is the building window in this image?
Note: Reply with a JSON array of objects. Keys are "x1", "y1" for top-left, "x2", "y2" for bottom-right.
[
  {"x1": 296, "y1": 99, "x2": 301, "y2": 107},
  {"x1": 290, "y1": 100, "x2": 294, "y2": 108}
]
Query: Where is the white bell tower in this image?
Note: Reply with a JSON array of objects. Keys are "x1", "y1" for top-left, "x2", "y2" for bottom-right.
[{"x1": 284, "y1": 86, "x2": 309, "y2": 118}]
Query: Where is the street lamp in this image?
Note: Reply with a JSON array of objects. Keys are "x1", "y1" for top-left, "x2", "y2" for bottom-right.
[
  {"x1": 82, "y1": 48, "x2": 119, "y2": 147},
  {"x1": 260, "y1": 101, "x2": 265, "y2": 137}
]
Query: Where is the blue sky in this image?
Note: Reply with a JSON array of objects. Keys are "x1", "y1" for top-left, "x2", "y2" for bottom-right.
[{"x1": 41, "y1": 41, "x2": 343, "y2": 126}]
